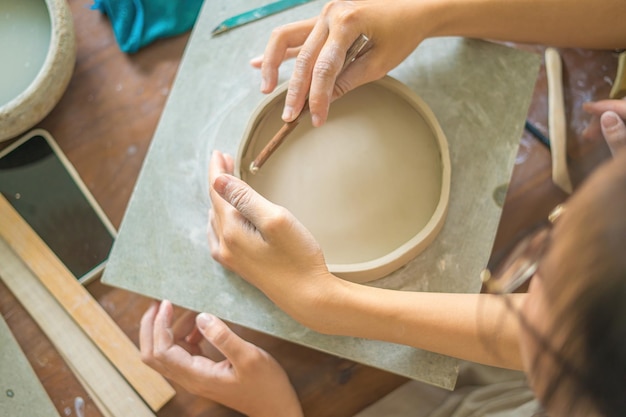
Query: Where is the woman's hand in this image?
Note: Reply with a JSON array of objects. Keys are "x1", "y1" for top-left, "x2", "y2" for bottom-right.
[
  {"x1": 252, "y1": 0, "x2": 434, "y2": 127},
  {"x1": 140, "y1": 300, "x2": 303, "y2": 417},
  {"x1": 207, "y1": 150, "x2": 337, "y2": 323},
  {"x1": 583, "y1": 99, "x2": 626, "y2": 155},
  {"x1": 252, "y1": 0, "x2": 626, "y2": 129}
]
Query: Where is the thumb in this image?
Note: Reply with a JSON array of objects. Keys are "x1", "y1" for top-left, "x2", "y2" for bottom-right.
[
  {"x1": 196, "y1": 313, "x2": 253, "y2": 365},
  {"x1": 600, "y1": 111, "x2": 626, "y2": 156},
  {"x1": 213, "y1": 174, "x2": 279, "y2": 225}
]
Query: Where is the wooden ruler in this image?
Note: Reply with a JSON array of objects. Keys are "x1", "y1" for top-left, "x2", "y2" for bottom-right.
[{"x1": 0, "y1": 194, "x2": 175, "y2": 412}]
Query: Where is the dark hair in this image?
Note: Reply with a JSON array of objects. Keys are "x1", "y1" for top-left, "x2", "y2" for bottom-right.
[{"x1": 540, "y1": 153, "x2": 626, "y2": 417}]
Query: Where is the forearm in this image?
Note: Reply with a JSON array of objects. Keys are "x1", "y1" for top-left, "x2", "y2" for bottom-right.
[
  {"x1": 421, "y1": 0, "x2": 625, "y2": 49},
  {"x1": 282, "y1": 277, "x2": 525, "y2": 370},
  {"x1": 209, "y1": 154, "x2": 525, "y2": 370}
]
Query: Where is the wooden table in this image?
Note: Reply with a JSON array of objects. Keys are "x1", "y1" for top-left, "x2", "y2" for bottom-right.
[{"x1": 0, "y1": 1, "x2": 618, "y2": 416}]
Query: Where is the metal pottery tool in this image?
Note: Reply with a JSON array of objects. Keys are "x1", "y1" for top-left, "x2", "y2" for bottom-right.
[
  {"x1": 212, "y1": 0, "x2": 316, "y2": 35},
  {"x1": 249, "y1": 33, "x2": 370, "y2": 174}
]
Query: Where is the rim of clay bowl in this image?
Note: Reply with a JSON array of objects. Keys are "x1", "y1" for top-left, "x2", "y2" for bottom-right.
[
  {"x1": 0, "y1": 0, "x2": 76, "y2": 142},
  {"x1": 237, "y1": 75, "x2": 451, "y2": 283}
]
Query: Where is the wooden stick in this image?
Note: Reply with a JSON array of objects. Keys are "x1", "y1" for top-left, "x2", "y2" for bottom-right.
[
  {"x1": 0, "y1": 240, "x2": 156, "y2": 417},
  {"x1": 0, "y1": 195, "x2": 175, "y2": 412},
  {"x1": 249, "y1": 103, "x2": 310, "y2": 174},
  {"x1": 545, "y1": 47, "x2": 573, "y2": 194},
  {"x1": 249, "y1": 34, "x2": 370, "y2": 174}
]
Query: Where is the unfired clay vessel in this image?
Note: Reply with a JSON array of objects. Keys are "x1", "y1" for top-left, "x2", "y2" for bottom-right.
[
  {"x1": 237, "y1": 76, "x2": 451, "y2": 283},
  {"x1": 0, "y1": 0, "x2": 76, "y2": 142}
]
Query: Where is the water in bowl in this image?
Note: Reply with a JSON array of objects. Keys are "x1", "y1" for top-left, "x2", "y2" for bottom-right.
[{"x1": 0, "y1": 0, "x2": 51, "y2": 106}]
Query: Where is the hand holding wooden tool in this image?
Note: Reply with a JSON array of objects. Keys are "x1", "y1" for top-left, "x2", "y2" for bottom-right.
[{"x1": 249, "y1": 33, "x2": 370, "y2": 174}]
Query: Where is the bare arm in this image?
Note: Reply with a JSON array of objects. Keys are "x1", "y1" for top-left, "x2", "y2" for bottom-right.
[
  {"x1": 429, "y1": 0, "x2": 626, "y2": 49},
  {"x1": 304, "y1": 280, "x2": 525, "y2": 370},
  {"x1": 209, "y1": 151, "x2": 524, "y2": 370},
  {"x1": 257, "y1": 0, "x2": 625, "y2": 127}
]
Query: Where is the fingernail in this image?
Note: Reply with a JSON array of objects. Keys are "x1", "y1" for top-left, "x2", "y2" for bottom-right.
[
  {"x1": 212, "y1": 174, "x2": 229, "y2": 195},
  {"x1": 196, "y1": 313, "x2": 213, "y2": 329},
  {"x1": 312, "y1": 113, "x2": 323, "y2": 127},
  {"x1": 601, "y1": 112, "x2": 620, "y2": 129},
  {"x1": 282, "y1": 105, "x2": 294, "y2": 121},
  {"x1": 158, "y1": 299, "x2": 170, "y2": 313},
  {"x1": 261, "y1": 77, "x2": 268, "y2": 92}
]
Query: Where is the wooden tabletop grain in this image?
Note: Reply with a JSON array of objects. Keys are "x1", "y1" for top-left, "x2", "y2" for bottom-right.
[{"x1": 0, "y1": 1, "x2": 619, "y2": 416}]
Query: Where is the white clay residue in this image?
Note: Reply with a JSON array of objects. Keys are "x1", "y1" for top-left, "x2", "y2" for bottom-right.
[{"x1": 74, "y1": 396, "x2": 85, "y2": 417}]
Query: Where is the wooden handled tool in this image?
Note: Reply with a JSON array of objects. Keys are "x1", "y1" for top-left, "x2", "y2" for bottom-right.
[{"x1": 249, "y1": 33, "x2": 370, "y2": 174}]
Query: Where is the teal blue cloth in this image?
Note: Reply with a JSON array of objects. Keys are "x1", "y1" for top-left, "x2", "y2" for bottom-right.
[{"x1": 93, "y1": 0, "x2": 204, "y2": 53}]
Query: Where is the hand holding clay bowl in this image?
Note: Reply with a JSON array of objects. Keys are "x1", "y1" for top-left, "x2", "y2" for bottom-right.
[
  {"x1": 0, "y1": 0, "x2": 75, "y2": 142},
  {"x1": 237, "y1": 76, "x2": 451, "y2": 283}
]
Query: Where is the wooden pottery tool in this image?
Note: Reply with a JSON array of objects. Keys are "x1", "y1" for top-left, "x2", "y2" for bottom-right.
[
  {"x1": 0, "y1": 195, "x2": 175, "y2": 412},
  {"x1": 0, "y1": 240, "x2": 157, "y2": 417},
  {"x1": 545, "y1": 47, "x2": 572, "y2": 194},
  {"x1": 249, "y1": 33, "x2": 370, "y2": 174}
]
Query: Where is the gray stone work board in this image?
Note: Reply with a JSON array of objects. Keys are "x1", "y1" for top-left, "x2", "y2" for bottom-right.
[
  {"x1": 103, "y1": 0, "x2": 540, "y2": 389},
  {"x1": 0, "y1": 315, "x2": 60, "y2": 417}
]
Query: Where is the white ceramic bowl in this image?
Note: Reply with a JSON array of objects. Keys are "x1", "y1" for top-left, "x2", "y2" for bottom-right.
[
  {"x1": 237, "y1": 76, "x2": 451, "y2": 283},
  {"x1": 0, "y1": 0, "x2": 75, "y2": 142}
]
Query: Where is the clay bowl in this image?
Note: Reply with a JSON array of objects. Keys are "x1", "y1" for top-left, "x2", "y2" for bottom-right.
[
  {"x1": 236, "y1": 76, "x2": 451, "y2": 283},
  {"x1": 0, "y1": 0, "x2": 75, "y2": 142}
]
